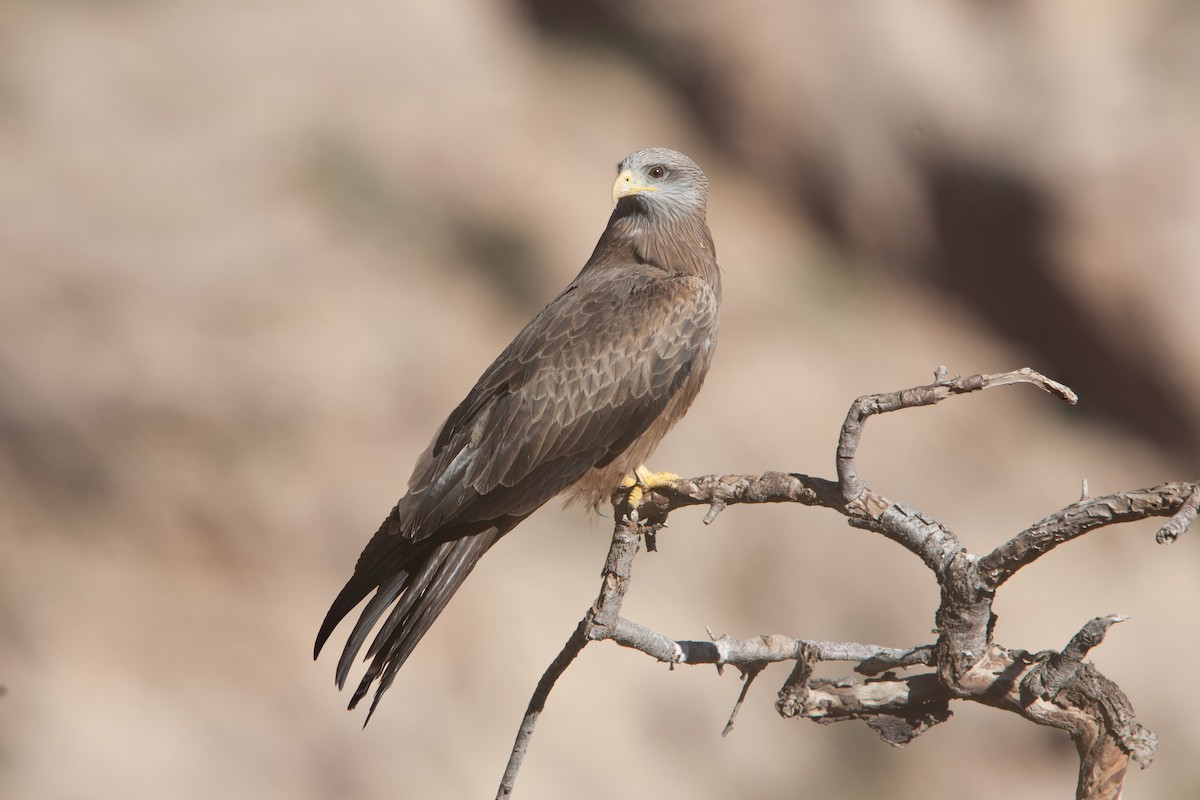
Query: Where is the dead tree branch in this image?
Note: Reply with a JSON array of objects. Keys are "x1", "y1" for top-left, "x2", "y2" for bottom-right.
[
  {"x1": 979, "y1": 485, "x2": 1199, "y2": 588},
  {"x1": 496, "y1": 368, "x2": 1197, "y2": 800}
]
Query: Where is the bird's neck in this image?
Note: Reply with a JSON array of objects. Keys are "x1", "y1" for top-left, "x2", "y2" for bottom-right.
[{"x1": 587, "y1": 206, "x2": 720, "y2": 287}]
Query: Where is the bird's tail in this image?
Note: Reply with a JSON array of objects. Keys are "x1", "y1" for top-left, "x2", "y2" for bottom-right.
[{"x1": 314, "y1": 508, "x2": 516, "y2": 723}]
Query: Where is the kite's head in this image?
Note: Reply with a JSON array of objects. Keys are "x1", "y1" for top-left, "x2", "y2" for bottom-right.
[{"x1": 612, "y1": 147, "x2": 709, "y2": 217}]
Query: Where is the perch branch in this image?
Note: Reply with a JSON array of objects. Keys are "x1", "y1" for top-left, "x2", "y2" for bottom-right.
[{"x1": 498, "y1": 367, "x2": 1196, "y2": 800}]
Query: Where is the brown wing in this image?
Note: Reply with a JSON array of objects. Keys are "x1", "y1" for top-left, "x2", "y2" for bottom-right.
[
  {"x1": 315, "y1": 266, "x2": 717, "y2": 717},
  {"x1": 401, "y1": 268, "x2": 718, "y2": 533}
]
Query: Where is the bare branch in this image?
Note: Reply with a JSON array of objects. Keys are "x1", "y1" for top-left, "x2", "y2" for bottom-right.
[
  {"x1": 496, "y1": 519, "x2": 642, "y2": 800},
  {"x1": 979, "y1": 483, "x2": 1200, "y2": 588},
  {"x1": 499, "y1": 368, "x2": 1195, "y2": 800},
  {"x1": 642, "y1": 471, "x2": 843, "y2": 523},
  {"x1": 605, "y1": 619, "x2": 932, "y2": 672},
  {"x1": 1157, "y1": 484, "x2": 1199, "y2": 543},
  {"x1": 1023, "y1": 615, "x2": 1128, "y2": 700},
  {"x1": 853, "y1": 502, "x2": 968, "y2": 578},
  {"x1": 806, "y1": 673, "x2": 953, "y2": 738},
  {"x1": 721, "y1": 664, "x2": 764, "y2": 737},
  {"x1": 495, "y1": 616, "x2": 591, "y2": 800},
  {"x1": 836, "y1": 367, "x2": 1078, "y2": 502},
  {"x1": 649, "y1": 472, "x2": 968, "y2": 575}
]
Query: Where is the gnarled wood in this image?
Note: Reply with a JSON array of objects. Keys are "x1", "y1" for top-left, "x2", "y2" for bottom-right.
[{"x1": 497, "y1": 369, "x2": 1197, "y2": 800}]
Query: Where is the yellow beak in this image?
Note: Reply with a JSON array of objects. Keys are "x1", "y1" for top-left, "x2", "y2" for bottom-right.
[{"x1": 612, "y1": 169, "x2": 658, "y2": 206}]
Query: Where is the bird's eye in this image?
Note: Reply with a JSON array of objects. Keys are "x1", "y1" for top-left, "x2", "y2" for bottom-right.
[{"x1": 648, "y1": 165, "x2": 667, "y2": 180}]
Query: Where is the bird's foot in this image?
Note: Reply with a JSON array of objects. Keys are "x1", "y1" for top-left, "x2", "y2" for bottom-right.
[{"x1": 619, "y1": 465, "x2": 681, "y2": 522}]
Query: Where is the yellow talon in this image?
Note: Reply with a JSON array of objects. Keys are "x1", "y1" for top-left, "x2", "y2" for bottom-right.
[
  {"x1": 634, "y1": 464, "x2": 680, "y2": 489},
  {"x1": 620, "y1": 465, "x2": 681, "y2": 516}
]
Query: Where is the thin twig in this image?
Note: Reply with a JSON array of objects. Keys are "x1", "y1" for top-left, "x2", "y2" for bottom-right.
[
  {"x1": 496, "y1": 519, "x2": 643, "y2": 799},
  {"x1": 836, "y1": 367, "x2": 1078, "y2": 502},
  {"x1": 722, "y1": 664, "x2": 764, "y2": 737},
  {"x1": 495, "y1": 617, "x2": 591, "y2": 800}
]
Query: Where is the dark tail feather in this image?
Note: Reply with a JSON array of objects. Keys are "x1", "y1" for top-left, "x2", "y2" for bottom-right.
[
  {"x1": 314, "y1": 505, "x2": 407, "y2": 662},
  {"x1": 314, "y1": 509, "x2": 517, "y2": 723},
  {"x1": 352, "y1": 528, "x2": 504, "y2": 724}
]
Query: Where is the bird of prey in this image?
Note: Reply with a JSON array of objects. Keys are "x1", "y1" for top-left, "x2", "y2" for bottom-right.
[{"x1": 315, "y1": 147, "x2": 721, "y2": 720}]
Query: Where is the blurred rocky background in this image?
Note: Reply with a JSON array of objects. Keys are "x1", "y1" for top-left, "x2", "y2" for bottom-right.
[{"x1": 1, "y1": 1, "x2": 1197, "y2": 798}]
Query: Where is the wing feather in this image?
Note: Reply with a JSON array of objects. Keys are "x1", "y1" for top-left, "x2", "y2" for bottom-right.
[{"x1": 403, "y1": 271, "x2": 716, "y2": 530}]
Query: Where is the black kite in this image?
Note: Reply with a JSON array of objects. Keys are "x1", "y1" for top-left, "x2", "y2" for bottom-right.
[{"x1": 315, "y1": 147, "x2": 722, "y2": 719}]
